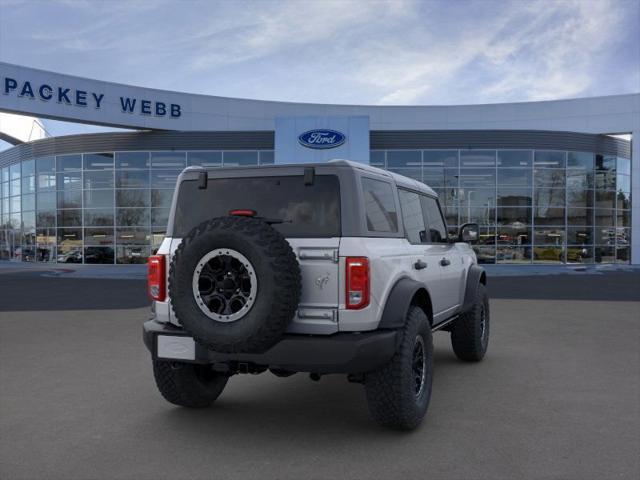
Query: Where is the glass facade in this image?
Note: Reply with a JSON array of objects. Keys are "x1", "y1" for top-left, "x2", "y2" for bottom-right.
[
  {"x1": 0, "y1": 150, "x2": 274, "y2": 264},
  {"x1": 371, "y1": 149, "x2": 632, "y2": 264},
  {"x1": 0, "y1": 147, "x2": 631, "y2": 265}
]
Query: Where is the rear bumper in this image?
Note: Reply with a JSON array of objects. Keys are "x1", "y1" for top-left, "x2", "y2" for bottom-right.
[{"x1": 143, "y1": 318, "x2": 398, "y2": 374}]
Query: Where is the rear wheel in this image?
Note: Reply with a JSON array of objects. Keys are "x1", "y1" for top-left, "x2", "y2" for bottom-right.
[
  {"x1": 152, "y1": 360, "x2": 228, "y2": 408},
  {"x1": 364, "y1": 306, "x2": 433, "y2": 430},
  {"x1": 450, "y1": 283, "x2": 489, "y2": 361}
]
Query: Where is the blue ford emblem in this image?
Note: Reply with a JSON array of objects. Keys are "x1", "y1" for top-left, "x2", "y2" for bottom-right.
[{"x1": 298, "y1": 129, "x2": 346, "y2": 149}]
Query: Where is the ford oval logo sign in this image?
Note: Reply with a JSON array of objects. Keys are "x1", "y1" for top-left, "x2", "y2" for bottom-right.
[{"x1": 298, "y1": 129, "x2": 346, "y2": 149}]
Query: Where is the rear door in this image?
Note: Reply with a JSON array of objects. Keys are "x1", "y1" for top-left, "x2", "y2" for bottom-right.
[{"x1": 420, "y1": 195, "x2": 465, "y2": 316}]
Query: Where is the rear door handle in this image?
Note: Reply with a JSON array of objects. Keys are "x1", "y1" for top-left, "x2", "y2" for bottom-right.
[
  {"x1": 440, "y1": 257, "x2": 451, "y2": 267},
  {"x1": 414, "y1": 260, "x2": 427, "y2": 270}
]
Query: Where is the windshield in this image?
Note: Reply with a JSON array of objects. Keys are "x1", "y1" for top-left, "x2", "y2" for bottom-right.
[{"x1": 172, "y1": 175, "x2": 341, "y2": 237}]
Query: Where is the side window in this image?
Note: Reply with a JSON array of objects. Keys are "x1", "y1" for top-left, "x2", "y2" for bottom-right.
[
  {"x1": 420, "y1": 195, "x2": 448, "y2": 243},
  {"x1": 361, "y1": 177, "x2": 398, "y2": 233},
  {"x1": 398, "y1": 189, "x2": 427, "y2": 244}
]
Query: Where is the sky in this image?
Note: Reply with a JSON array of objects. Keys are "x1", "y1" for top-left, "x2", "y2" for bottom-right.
[{"x1": 0, "y1": 0, "x2": 639, "y2": 142}]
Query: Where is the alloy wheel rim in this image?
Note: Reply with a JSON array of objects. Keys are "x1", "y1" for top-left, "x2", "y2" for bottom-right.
[
  {"x1": 192, "y1": 248, "x2": 257, "y2": 323},
  {"x1": 413, "y1": 335, "x2": 427, "y2": 398}
]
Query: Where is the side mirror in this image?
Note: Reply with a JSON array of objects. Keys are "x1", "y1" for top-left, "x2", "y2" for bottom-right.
[{"x1": 459, "y1": 223, "x2": 479, "y2": 244}]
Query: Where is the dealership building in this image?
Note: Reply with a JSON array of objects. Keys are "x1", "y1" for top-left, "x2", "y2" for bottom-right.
[{"x1": 0, "y1": 62, "x2": 638, "y2": 266}]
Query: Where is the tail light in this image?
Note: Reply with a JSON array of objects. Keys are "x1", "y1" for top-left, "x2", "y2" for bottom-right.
[
  {"x1": 345, "y1": 257, "x2": 369, "y2": 309},
  {"x1": 148, "y1": 255, "x2": 166, "y2": 301}
]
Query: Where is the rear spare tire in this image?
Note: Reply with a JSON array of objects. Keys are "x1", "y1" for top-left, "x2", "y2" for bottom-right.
[{"x1": 169, "y1": 216, "x2": 301, "y2": 353}]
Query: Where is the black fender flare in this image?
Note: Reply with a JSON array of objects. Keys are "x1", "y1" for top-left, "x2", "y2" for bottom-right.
[
  {"x1": 377, "y1": 277, "x2": 431, "y2": 330},
  {"x1": 461, "y1": 264, "x2": 486, "y2": 313}
]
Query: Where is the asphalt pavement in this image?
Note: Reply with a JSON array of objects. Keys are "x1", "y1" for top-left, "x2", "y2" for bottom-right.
[{"x1": 0, "y1": 271, "x2": 639, "y2": 480}]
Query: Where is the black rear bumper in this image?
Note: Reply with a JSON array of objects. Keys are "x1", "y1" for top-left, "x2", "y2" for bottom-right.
[{"x1": 143, "y1": 319, "x2": 398, "y2": 374}]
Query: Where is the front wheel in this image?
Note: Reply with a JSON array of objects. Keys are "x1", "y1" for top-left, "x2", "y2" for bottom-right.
[
  {"x1": 152, "y1": 360, "x2": 228, "y2": 408},
  {"x1": 364, "y1": 306, "x2": 433, "y2": 430},
  {"x1": 450, "y1": 283, "x2": 489, "y2": 362}
]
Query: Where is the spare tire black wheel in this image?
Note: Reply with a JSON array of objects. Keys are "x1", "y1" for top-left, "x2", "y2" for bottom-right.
[{"x1": 169, "y1": 216, "x2": 301, "y2": 353}]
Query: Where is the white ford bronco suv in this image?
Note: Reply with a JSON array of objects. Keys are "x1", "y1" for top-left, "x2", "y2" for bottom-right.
[{"x1": 143, "y1": 160, "x2": 489, "y2": 430}]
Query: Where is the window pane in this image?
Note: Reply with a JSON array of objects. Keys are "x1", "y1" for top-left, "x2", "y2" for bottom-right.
[
  {"x1": 116, "y1": 228, "x2": 150, "y2": 245},
  {"x1": 595, "y1": 226, "x2": 615, "y2": 244},
  {"x1": 151, "y1": 189, "x2": 174, "y2": 208},
  {"x1": 534, "y1": 188, "x2": 565, "y2": 208},
  {"x1": 36, "y1": 211, "x2": 55, "y2": 228},
  {"x1": 616, "y1": 174, "x2": 630, "y2": 194},
  {"x1": 534, "y1": 169, "x2": 565, "y2": 187},
  {"x1": 567, "y1": 246, "x2": 593, "y2": 264},
  {"x1": 57, "y1": 228, "x2": 82, "y2": 246},
  {"x1": 37, "y1": 173, "x2": 56, "y2": 191},
  {"x1": 616, "y1": 157, "x2": 630, "y2": 176},
  {"x1": 497, "y1": 225, "x2": 531, "y2": 245},
  {"x1": 57, "y1": 244, "x2": 83, "y2": 263},
  {"x1": 151, "y1": 208, "x2": 170, "y2": 227},
  {"x1": 57, "y1": 209, "x2": 82, "y2": 227},
  {"x1": 567, "y1": 227, "x2": 593, "y2": 244},
  {"x1": 387, "y1": 167, "x2": 421, "y2": 182},
  {"x1": 22, "y1": 211, "x2": 36, "y2": 230},
  {"x1": 615, "y1": 246, "x2": 630, "y2": 264},
  {"x1": 116, "y1": 245, "x2": 150, "y2": 264},
  {"x1": 534, "y1": 227, "x2": 565, "y2": 245},
  {"x1": 566, "y1": 188, "x2": 593, "y2": 208},
  {"x1": 534, "y1": 151, "x2": 565, "y2": 168},
  {"x1": 458, "y1": 188, "x2": 496, "y2": 206},
  {"x1": 596, "y1": 155, "x2": 616, "y2": 172},
  {"x1": 10, "y1": 195, "x2": 21, "y2": 213},
  {"x1": 85, "y1": 228, "x2": 114, "y2": 245},
  {"x1": 259, "y1": 151, "x2": 275, "y2": 165},
  {"x1": 9, "y1": 164, "x2": 20, "y2": 181},
  {"x1": 116, "y1": 170, "x2": 149, "y2": 188},
  {"x1": 37, "y1": 192, "x2": 56, "y2": 211},
  {"x1": 57, "y1": 171, "x2": 82, "y2": 190},
  {"x1": 57, "y1": 154, "x2": 82, "y2": 171},
  {"x1": 84, "y1": 190, "x2": 114, "y2": 209},
  {"x1": 566, "y1": 169, "x2": 593, "y2": 189},
  {"x1": 10, "y1": 179, "x2": 21, "y2": 196},
  {"x1": 497, "y1": 207, "x2": 531, "y2": 225},
  {"x1": 460, "y1": 150, "x2": 495, "y2": 167},
  {"x1": 458, "y1": 168, "x2": 495, "y2": 187},
  {"x1": 497, "y1": 169, "x2": 531, "y2": 186},
  {"x1": 423, "y1": 150, "x2": 457, "y2": 168},
  {"x1": 370, "y1": 151, "x2": 385, "y2": 167},
  {"x1": 117, "y1": 208, "x2": 150, "y2": 226},
  {"x1": 595, "y1": 191, "x2": 616, "y2": 209},
  {"x1": 116, "y1": 189, "x2": 149, "y2": 208},
  {"x1": 420, "y1": 196, "x2": 447, "y2": 243},
  {"x1": 617, "y1": 210, "x2": 631, "y2": 227},
  {"x1": 150, "y1": 170, "x2": 180, "y2": 189},
  {"x1": 361, "y1": 178, "x2": 398, "y2": 233},
  {"x1": 36, "y1": 157, "x2": 55, "y2": 173},
  {"x1": 399, "y1": 190, "x2": 426, "y2": 244},
  {"x1": 22, "y1": 159, "x2": 35, "y2": 176},
  {"x1": 150, "y1": 152, "x2": 186, "y2": 169},
  {"x1": 84, "y1": 153, "x2": 114, "y2": 170},
  {"x1": 1, "y1": 167, "x2": 8, "y2": 183},
  {"x1": 497, "y1": 188, "x2": 532, "y2": 206},
  {"x1": 115, "y1": 152, "x2": 149, "y2": 169},
  {"x1": 223, "y1": 151, "x2": 258, "y2": 166},
  {"x1": 533, "y1": 246, "x2": 564, "y2": 263},
  {"x1": 22, "y1": 193, "x2": 35, "y2": 211},
  {"x1": 534, "y1": 206, "x2": 565, "y2": 225},
  {"x1": 595, "y1": 246, "x2": 615, "y2": 263},
  {"x1": 474, "y1": 245, "x2": 496, "y2": 264},
  {"x1": 84, "y1": 209, "x2": 114, "y2": 226},
  {"x1": 567, "y1": 151, "x2": 593, "y2": 169},
  {"x1": 187, "y1": 151, "x2": 222, "y2": 167},
  {"x1": 460, "y1": 206, "x2": 495, "y2": 226},
  {"x1": 567, "y1": 208, "x2": 593, "y2": 226},
  {"x1": 387, "y1": 150, "x2": 421, "y2": 168},
  {"x1": 84, "y1": 170, "x2": 114, "y2": 189},
  {"x1": 616, "y1": 191, "x2": 631, "y2": 210},
  {"x1": 84, "y1": 246, "x2": 114, "y2": 264},
  {"x1": 498, "y1": 150, "x2": 532, "y2": 168},
  {"x1": 57, "y1": 190, "x2": 82, "y2": 209},
  {"x1": 497, "y1": 246, "x2": 532, "y2": 263},
  {"x1": 594, "y1": 209, "x2": 615, "y2": 227}
]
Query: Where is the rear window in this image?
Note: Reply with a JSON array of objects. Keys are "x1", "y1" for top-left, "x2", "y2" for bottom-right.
[{"x1": 172, "y1": 175, "x2": 341, "y2": 237}]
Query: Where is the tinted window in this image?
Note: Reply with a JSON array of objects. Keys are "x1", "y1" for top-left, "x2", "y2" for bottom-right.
[
  {"x1": 362, "y1": 178, "x2": 398, "y2": 233},
  {"x1": 399, "y1": 189, "x2": 426, "y2": 244},
  {"x1": 174, "y1": 175, "x2": 340, "y2": 237},
  {"x1": 420, "y1": 196, "x2": 447, "y2": 243}
]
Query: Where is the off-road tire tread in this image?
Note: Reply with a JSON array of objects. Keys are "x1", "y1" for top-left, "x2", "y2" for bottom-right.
[
  {"x1": 152, "y1": 360, "x2": 228, "y2": 408},
  {"x1": 169, "y1": 216, "x2": 301, "y2": 353},
  {"x1": 450, "y1": 283, "x2": 489, "y2": 362},
  {"x1": 364, "y1": 306, "x2": 433, "y2": 430}
]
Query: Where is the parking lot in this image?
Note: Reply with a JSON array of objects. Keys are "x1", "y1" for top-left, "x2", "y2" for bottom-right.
[{"x1": 1, "y1": 270, "x2": 639, "y2": 480}]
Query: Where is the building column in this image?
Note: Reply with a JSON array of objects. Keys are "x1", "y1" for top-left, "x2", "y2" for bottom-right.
[{"x1": 632, "y1": 129, "x2": 639, "y2": 265}]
